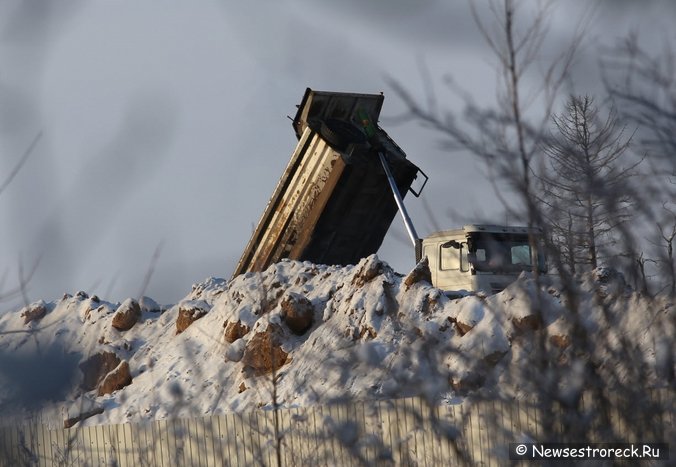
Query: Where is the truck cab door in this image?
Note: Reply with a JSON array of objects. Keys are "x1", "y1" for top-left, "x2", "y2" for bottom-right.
[{"x1": 433, "y1": 239, "x2": 469, "y2": 291}]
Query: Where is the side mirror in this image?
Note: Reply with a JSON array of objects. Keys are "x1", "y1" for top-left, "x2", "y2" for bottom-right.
[{"x1": 441, "y1": 240, "x2": 461, "y2": 249}]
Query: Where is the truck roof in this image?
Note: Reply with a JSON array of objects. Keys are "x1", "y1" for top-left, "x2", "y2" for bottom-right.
[{"x1": 425, "y1": 224, "x2": 541, "y2": 240}]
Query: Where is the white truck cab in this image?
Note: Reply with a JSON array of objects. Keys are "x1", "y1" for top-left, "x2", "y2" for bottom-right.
[{"x1": 421, "y1": 224, "x2": 546, "y2": 295}]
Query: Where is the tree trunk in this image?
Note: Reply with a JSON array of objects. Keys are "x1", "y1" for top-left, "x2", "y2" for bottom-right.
[{"x1": 586, "y1": 196, "x2": 597, "y2": 269}]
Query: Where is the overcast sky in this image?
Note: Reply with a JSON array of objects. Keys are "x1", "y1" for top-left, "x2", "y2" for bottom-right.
[{"x1": 1, "y1": 0, "x2": 674, "y2": 310}]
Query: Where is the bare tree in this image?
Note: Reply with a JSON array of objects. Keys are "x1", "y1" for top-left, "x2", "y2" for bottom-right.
[
  {"x1": 603, "y1": 34, "x2": 676, "y2": 178},
  {"x1": 390, "y1": 0, "x2": 587, "y2": 361},
  {"x1": 655, "y1": 203, "x2": 676, "y2": 297},
  {"x1": 539, "y1": 95, "x2": 640, "y2": 271},
  {"x1": 391, "y1": 0, "x2": 673, "y2": 451},
  {"x1": 394, "y1": 0, "x2": 572, "y2": 217},
  {"x1": 389, "y1": 0, "x2": 585, "y2": 279},
  {"x1": 603, "y1": 34, "x2": 676, "y2": 295}
]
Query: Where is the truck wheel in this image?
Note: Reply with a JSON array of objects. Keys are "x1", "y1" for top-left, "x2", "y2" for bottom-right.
[{"x1": 320, "y1": 119, "x2": 367, "y2": 151}]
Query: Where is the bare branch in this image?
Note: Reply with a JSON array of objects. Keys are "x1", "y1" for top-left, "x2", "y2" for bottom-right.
[
  {"x1": 0, "y1": 132, "x2": 42, "y2": 197},
  {"x1": 137, "y1": 241, "x2": 165, "y2": 300},
  {"x1": 0, "y1": 254, "x2": 41, "y2": 304}
]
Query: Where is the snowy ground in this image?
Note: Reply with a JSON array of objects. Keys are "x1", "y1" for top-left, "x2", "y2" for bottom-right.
[{"x1": 0, "y1": 255, "x2": 672, "y2": 428}]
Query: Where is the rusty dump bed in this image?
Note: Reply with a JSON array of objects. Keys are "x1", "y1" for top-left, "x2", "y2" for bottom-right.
[{"x1": 232, "y1": 88, "x2": 423, "y2": 278}]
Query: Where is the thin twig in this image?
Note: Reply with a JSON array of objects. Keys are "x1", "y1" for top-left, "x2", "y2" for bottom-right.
[
  {"x1": 0, "y1": 132, "x2": 42, "y2": 197},
  {"x1": 137, "y1": 241, "x2": 164, "y2": 299}
]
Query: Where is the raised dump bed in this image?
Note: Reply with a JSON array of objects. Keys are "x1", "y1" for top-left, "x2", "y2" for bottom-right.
[{"x1": 232, "y1": 88, "x2": 425, "y2": 277}]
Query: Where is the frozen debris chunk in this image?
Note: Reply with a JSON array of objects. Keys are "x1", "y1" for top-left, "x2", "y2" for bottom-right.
[
  {"x1": 224, "y1": 319, "x2": 250, "y2": 343},
  {"x1": 175, "y1": 299, "x2": 210, "y2": 334},
  {"x1": 512, "y1": 313, "x2": 541, "y2": 332},
  {"x1": 64, "y1": 406, "x2": 104, "y2": 429},
  {"x1": 139, "y1": 296, "x2": 162, "y2": 313},
  {"x1": 280, "y1": 292, "x2": 314, "y2": 335},
  {"x1": 352, "y1": 255, "x2": 386, "y2": 287},
  {"x1": 403, "y1": 257, "x2": 432, "y2": 290},
  {"x1": 189, "y1": 277, "x2": 228, "y2": 301},
  {"x1": 97, "y1": 360, "x2": 132, "y2": 396},
  {"x1": 79, "y1": 351, "x2": 122, "y2": 391},
  {"x1": 242, "y1": 323, "x2": 288, "y2": 375},
  {"x1": 548, "y1": 315, "x2": 572, "y2": 349},
  {"x1": 112, "y1": 298, "x2": 142, "y2": 331},
  {"x1": 20, "y1": 300, "x2": 47, "y2": 325},
  {"x1": 455, "y1": 296, "x2": 485, "y2": 335}
]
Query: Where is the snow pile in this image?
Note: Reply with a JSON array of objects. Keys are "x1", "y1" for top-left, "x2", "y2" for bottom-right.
[{"x1": 0, "y1": 255, "x2": 672, "y2": 428}]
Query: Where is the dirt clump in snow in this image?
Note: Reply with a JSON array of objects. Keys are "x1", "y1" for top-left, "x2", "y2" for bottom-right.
[
  {"x1": 20, "y1": 300, "x2": 48, "y2": 325},
  {"x1": 351, "y1": 255, "x2": 386, "y2": 287},
  {"x1": 549, "y1": 334, "x2": 571, "y2": 349},
  {"x1": 280, "y1": 292, "x2": 314, "y2": 335},
  {"x1": 111, "y1": 298, "x2": 141, "y2": 331},
  {"x1": 224, "y1": 319, "x2": 250, "y2": 343},
  {"x1": 176, "y1": 300, "x2": 210, "y2": 334},
  {"x1": 97, "y1": 361, "x2": 132, "y2": 396},
  {"x1": 455, "y1": 321, "x2": 473, "y2": 336},
  {"x1": 455, "y1": 296, "x2": 484, "y2": 335},
  {"x1": 511, "y1": 313, "x2": 541, "y2": 332},
  {"x1": 79, "y1": 351, "x2": 123, "y2": 391},
  {"x1": 64, "y1": 406, "x2": 105, "y2": 429},
  {"x1": 242, "y1": 323, "x2": 288, "y2": 375},
  {"x1": 403, "y1": 257, "x2": 432, "y2": 290}
]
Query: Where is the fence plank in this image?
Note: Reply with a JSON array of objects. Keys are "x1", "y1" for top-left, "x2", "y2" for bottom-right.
[
  {"x1": 309, "y1": 405, "x2": 324, "y2": 465},
  {"x1": 51, "y1": 426, "x2": 64, "y2": 466},
  {"x1": 232, "y1": 411, "x2": 247, "y2": 466},
  {"x1": 35, "y1": 423, "x2": 47, "y2": 466},
  {"x1": 178, "y1": 418, "x2": 192, "y2": 467},
  {"x1": 221, "y1": 411, "x2": 236, "y2": 466},
  {"x1": 281, "y1": 408, "x2": 291, "y2": 466},
  {"x1": 213, "y1": 415, "x2": 223, "y2": 466},
  {"x1": 0, "y1": 426, "x2": 14, "y2": 466},
  {"x1": 121, "y1": 421, "x2": 135, "y2": 467}
]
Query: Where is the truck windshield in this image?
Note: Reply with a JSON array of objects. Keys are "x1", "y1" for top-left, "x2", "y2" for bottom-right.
[{"x1": 468, "y1": 233, "x2": 545, "y2": 273}]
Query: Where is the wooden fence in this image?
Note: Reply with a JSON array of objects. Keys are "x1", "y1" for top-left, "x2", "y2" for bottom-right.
[{"x1": 0, "y1": 393, "x2": 673, "y2": 466}]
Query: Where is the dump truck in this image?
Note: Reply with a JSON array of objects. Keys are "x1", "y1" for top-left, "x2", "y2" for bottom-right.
[
  {"x1": 233, "y1": 88, "x2": 546, "y2": 295},
  {"x1": 232, "y1": 88, "x2": 427, "y2": 277}
]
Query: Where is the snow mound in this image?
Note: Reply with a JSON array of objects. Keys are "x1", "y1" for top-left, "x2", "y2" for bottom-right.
[{"x1": 0, "y1": 257, "x2": 671, "y2": 427}]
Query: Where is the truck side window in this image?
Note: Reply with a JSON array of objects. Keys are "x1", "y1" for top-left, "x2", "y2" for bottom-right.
[
  {"x1": 459, "y1": 244, "x2": 469, "y2": 272},
  {"x1": 511, "y1": 245, "x2": 530, "y2": 265},
  {"x1": 440, "y1": 244, "x2": 460, "y2": 270},
  {"x1": 475, "y1": 249, "x2": 486, "y2": 262}
]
